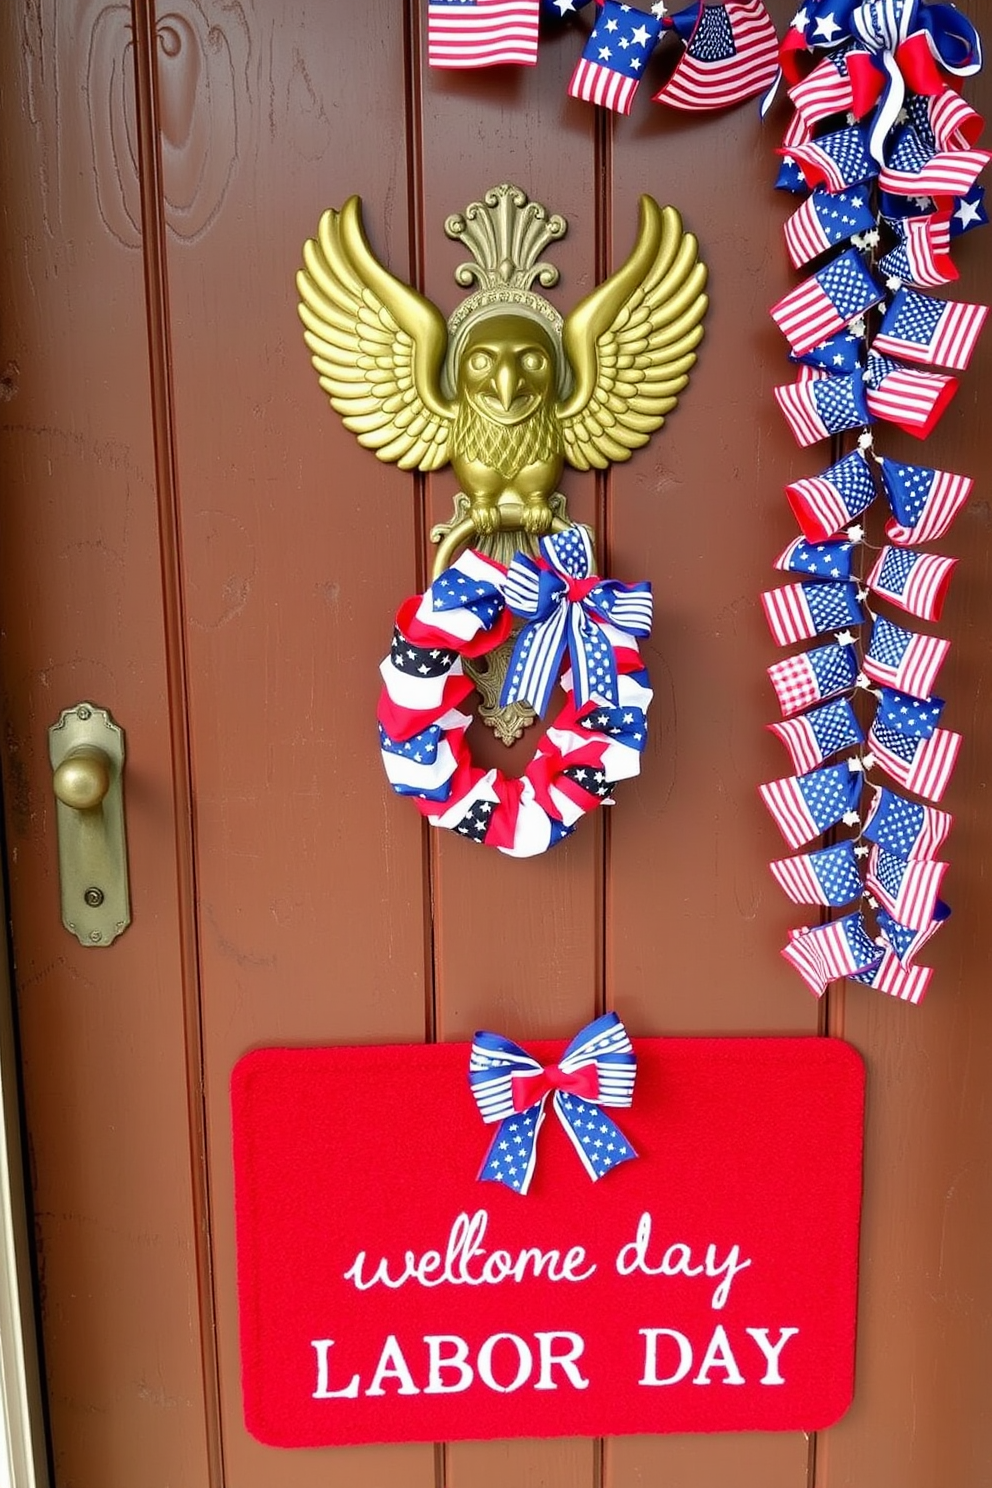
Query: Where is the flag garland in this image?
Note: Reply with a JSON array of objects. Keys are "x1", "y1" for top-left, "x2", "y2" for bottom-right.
[
  {"x1": 430, "y1": 0, "x2": 782, "y2": 116},
  {"x1": 378, "y1": 542, "x2": 653, "y2": 857},
  {"x1": 763, "y1": 0, "x2": 987, "y2": 1006}
]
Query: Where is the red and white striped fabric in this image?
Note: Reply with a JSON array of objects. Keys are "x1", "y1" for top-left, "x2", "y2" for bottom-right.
[
  {"x1": 858, "y1": 949, "x2": 932, "y2": 1004},
  {"x1": 427, "y1": 0, "x2": 540, "y2": 67},
  {"x1": 771, "y1": 256, "x2": 882, "y2": 358},
  {"x1": 758, "y1": 775, "x2": 823, "y2": 850},
  {"x1": 866, "y1": 845, "x2": 949, "y2": 931},
  {"x1": 925, "y1": 88, "x2": 985, "y2": 151},
  {"x1": 781, "y1": 918, "x2": 881, "y2": 998},
  {"x1": 879, "y1": 146, "x2": 991, "y2": 198},
  {"x1": 865, "y1": 358, "x2": 957, "y2": 437},
  {"x1": 873, "y1": 296, "x2": 988, "y2": 372},
  {"x1": 862, "y1": 624, "x2": 949, "y2": 699},
  {"x1": 868, "y1": 721, "x2": 961, "y2": 802},
  {"x1": 770, "y1": 849, "x2": 860, "y2": 907},
  {"x1": 889, "y1": 212, "x2": 956, "y2": 288},
  {"x1": 884, "y1": 469, "x2": 973, "y2": 546},
  {"x1": 651, "y1": 0, "x2": 779, "y2": 112},
  {"x1": 866, "y1": 547, "x2": 956, "y2": 622},
  {"x1": 568, "y1": 57, "x2": 639, "y2": 114},
  {"x1": 788, "y1": 56, "x2": 853, "y2": 126}
]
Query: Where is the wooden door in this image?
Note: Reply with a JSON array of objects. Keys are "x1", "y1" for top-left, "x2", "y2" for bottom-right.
[{"x1": 1, "y1": 2, "x2": 991, "y2": 1485}]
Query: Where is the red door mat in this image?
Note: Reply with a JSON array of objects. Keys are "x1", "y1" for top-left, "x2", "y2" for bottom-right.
[{"x1": 231, "y1": 1035, "x2": 864, "y2": 1447}]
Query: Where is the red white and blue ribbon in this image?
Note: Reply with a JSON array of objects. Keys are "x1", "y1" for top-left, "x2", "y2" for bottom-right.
[
  {"x1": 430, "y1": 0, "x2": 782, "y2": 117},
  {"x1": 763, "y1": 0, "x2": 987, "y2": 1005},
  {"x1": 500, "y1": 528, "x2": 653, "y2": 717},
  {"x1": 378, "y1": 542, "x2": 653, "y2": 857},
  {"x1": 469, "y1": 1012, "x2": 637, "y2": 1194}
]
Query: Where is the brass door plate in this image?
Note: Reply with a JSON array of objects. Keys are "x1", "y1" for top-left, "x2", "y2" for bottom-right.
[{"x1": 48, "y1": 703, "x2": 130, "y2": 947}]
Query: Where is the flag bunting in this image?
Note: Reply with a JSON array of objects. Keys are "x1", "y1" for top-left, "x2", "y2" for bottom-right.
[{"x1": 764, "y1": 0, "x2": 985, "y2": 1005}]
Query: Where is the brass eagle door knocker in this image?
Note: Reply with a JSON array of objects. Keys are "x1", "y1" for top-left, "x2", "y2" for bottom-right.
[{"x1": 297, "y1": 183, "x2": 706, "y2": 752}]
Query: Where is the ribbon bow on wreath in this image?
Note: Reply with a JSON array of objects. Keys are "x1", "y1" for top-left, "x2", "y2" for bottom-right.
[
  {"x1": 469, "y1": 1012, "x2": 638, "y2": 1195},
  {"x1": 500, "y1": 528, "x2": 653, "y2": 718},
  {"x1": 780, "y1": 0, "x2": 983, "y2": 163}
]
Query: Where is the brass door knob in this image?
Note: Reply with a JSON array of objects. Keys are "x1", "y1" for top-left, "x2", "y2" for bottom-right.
[
  {"x1": 48, "y1": 704, "x2": 130, "y2": 946},
  {"x1": 52, "y1": 748, "x2": 112, "y2": 811}
]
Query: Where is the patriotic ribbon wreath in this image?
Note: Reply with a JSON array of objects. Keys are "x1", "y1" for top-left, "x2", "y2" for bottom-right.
[
  {"x1": 377, "y1": 532, "x2": 653, "y2": 858},
  {"x1": 760, "y1": 0, "x2": 987, "y2": 1007},
  {"x1": 469, "y1": 1012, "x2": 638, "y2": 1194}
]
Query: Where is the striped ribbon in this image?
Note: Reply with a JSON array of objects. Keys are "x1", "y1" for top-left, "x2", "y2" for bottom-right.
[{"x1": 499, "y1": 528, "x2": 652, "y2": 718}]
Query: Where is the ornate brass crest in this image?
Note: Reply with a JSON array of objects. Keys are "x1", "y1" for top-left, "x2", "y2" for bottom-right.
[{"x1": 297, "y1": 183, "x2": 707, "y2": 738}]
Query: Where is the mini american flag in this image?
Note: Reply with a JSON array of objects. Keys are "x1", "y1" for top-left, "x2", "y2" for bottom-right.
[
  {"x1": 427, "y1": 0, "x2": 541, "y2": 67},
  {"x1": 767, "y1": 637, "x2": 859, "y2": 717},
  {"x1": 866, "y1": 546, "x2": 956, "y2": 623},
  {"x1": 950, "y1": 185, "x2": 988, "y2": 237},
  {"x1": 787, "y1": 124, "x2": 877, "y2": 193},
  {"x1": 880, "y1": 458, "x2": 973, "y2": 545},
  {"x1": 878, "y1": 212, "x2": 956, "y2": 289},
  {"x1": 761, "y1": 579, "x2": 864, "y2": 647},
  {"x1": 768, "y1": 696, "x2": 864, "y2": 774},
  {"x1": 850, "y1": 949, "x2": 932, "y2": 1004},
  {"x1": 781, "y1": 913, "x2": 883, "y2": 998},
  {"x1": 652, "y1": 0, "x2": 779, "y2": 112},
  {"x1": 785, "y1": 448, "x2": 877, "y2": 540},
  {"x1": 770, "y1": 840, "x2": 864, "y2": 907},
  {"x1": 877, "y1": 900, "x2": 950, "y2": 967},
  {"x1": 872, "y1": 288, "x2": 988, "y2": 373},
  {"x1": 867, "y1": 845, "x2": 948, "y2": 932},
  {"x1": 863, "y1": 785, "x2": 952, "y2": 861},
  {"x1": 878, "y1": 124, "x2": 990, "y2": 199},
  {"x1": 771, "y1": 249, "x2": 884, "y2": 357},
  {"x1": 787, "y1": 53, "x2": 854, "y2": 128},
  {"x1": 862, "y1": 614, "x2": 949, "y2": 699},
  {"x1": 775, "y1": 368, "x2": 870, "y2": 447},
  {"x1": 864, "y1": 352, "x2": 957, "y2": 438},
  {"x1": 759, "y1": 759, "x2": 862, "y2": 849},
  {"x1": 791, "y1": 326, "x2": 866, "y2": 374},
  {"x1": 568, "y1": 1, "x2": 661, "y2": 114},
  {"x1": 868, "y1": 717, "x2": 961, "y2": 802},
  {"x1": 775, "y1": 536, "x2": 855, "y2": 580},
  {"x1": 783, "y1": 185, "x2": 877, "y2": 270}
]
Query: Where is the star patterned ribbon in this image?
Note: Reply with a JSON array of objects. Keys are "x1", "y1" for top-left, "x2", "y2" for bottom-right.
[
  {"x1": 499, "y1": 528, "x2": 652, "y2": 718},
  {"x1": 469, "y1": 1012, "x2": 638, "y2": 1195}
]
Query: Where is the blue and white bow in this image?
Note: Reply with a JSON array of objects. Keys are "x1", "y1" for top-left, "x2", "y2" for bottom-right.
[
  {"x1": 499, "y1": 528, "x2": 653, "y2": 718},
  {"x1": 469, "y1": 1012, "x2": 638, "y2": 1195}
]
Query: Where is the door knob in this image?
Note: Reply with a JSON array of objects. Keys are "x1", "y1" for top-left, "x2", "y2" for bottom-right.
[
  {"x1": 53, "y1": 748, "x2": 112, "y2": 811},
  {"x1": 48, "y1": 704, "x2": 131, "y2": 946}
]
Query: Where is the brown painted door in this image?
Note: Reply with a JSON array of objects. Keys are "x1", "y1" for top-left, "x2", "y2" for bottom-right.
[{"x1": 1, "y1": 2, "x2": 991, "y2": 1485}]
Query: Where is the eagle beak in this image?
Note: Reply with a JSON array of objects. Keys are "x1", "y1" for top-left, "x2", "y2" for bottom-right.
[{"x1": 494, "y1": 360, "x2": 521, "y2": 412}]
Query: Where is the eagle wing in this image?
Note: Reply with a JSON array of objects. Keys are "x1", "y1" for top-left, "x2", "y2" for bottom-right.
[
  {"x1": 557, "y1": 198, "x2": 708, "y2": 471},
  {"x1": 297, "y1": 197, "x2": 455, "y2": 471}
]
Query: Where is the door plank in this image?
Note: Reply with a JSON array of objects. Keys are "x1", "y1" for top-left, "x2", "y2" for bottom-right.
[
  {"x1": 0, "y1": 4, "x2": 214, "y2": 1483},
  {"x1": 158, "y1": 2, "x2": 435, "y2": 1484},
  {"x1": 418, "y1": 26, "x2": 603, "y2": 1488},
  {"x1": 605, "y1": 18, "x2": 817, "y2": 1483}
]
